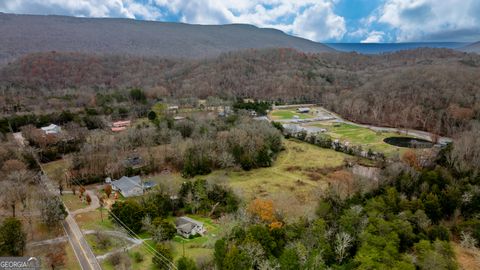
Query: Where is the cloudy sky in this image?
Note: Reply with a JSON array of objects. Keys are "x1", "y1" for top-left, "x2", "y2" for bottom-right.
[{"x1": 1, "y1": 0, "x2": 479, "y2": 43}]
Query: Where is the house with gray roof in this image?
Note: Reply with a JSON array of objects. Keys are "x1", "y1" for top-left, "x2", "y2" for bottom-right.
[
  {"x1": 41, "y1": 124, "x2": 61, "y2": 134},
  {"x1": 109, "y1": 175, "x2": 156, "y2": 197},
  {"x1": 175, "y1": 216, "x2": 206, "y2": 238}
]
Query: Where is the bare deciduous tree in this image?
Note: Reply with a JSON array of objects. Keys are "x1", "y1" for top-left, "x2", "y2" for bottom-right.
[{"x1": 335, "y1": 231, "x2": 353, "y2": 263}]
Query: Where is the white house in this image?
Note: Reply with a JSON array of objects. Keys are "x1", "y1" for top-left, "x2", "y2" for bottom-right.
[
  {"x1": 41, "y1": 124, "x2": 61, "y2": 135},
  {"x1": 175, "y1": 216, "x2": 206, "y2": 238},
  {"x1": 297, "y1": 107, "x2": 310, "y2": 113}
]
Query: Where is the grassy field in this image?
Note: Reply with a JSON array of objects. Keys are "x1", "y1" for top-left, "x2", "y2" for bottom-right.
[
  {"x1": 270, "y1": 109, "x2": 315, "y2": 120},
  {"x1": 223, "y1": 139, "x2": 348, "y2": 196},
  {"x1": 196, "y1": 139, "x2": 354, "y2": 219},
  {"x1": 42, "y1": 158, "x2": 69, "y2": 183},
  {"x1": 75, "y1": 209, "x2": 115, "y2": 231},
  {"x1": 309, "y1": 122, "x2": 413, "y2": 156},
  {"x1": 62, "y1": 193, "x2": 88, "y2": 212}
]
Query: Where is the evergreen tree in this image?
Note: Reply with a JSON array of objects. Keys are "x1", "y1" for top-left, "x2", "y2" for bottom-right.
[{"x1": 0, "y1": 218, "x2": 26, "y2": 256}]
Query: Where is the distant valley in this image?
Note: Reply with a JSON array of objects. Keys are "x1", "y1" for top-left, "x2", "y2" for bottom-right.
[{"x1": 326, "y1": 42, "x2": 470, "y2": 54}]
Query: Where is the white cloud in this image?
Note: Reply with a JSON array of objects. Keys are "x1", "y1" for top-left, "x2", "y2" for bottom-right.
[
  {"x1": 0, "y1": 0, "x2": 160, "y2": 19},
  {"x1": 291, "y1": 1, "x2": 346, "y2": 41},
  {"x1": 151, "y1": 0, "x2": 346, "y2": 41},
  {"x1": 0, "y1": 0, "x2": 347, "y2": 42},
  {"x1": 361, "y1": 31, "x2": 384, "y2": 43},
  {"x1": 377, "y1": 0, "x2": 480, "y2": 41}
]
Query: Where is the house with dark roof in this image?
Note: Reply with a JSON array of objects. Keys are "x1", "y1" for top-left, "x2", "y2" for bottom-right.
[
  {"x1": 109, "y1": 175, "x2": 156, "y2": 198},
  {"x1": 175, "y1": 216, "x2": 206, "y2": 238},
  {"x1": 124, "y1": 155, "x2": 144, "y2": 169}
]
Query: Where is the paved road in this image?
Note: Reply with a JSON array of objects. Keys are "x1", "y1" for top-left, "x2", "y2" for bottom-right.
[
  {"x1": 40, "y1": 173, "x2": 102, "y2": 270},
  {"x1": 63, "y1": 213, "x2": 102, "y2": 270}
]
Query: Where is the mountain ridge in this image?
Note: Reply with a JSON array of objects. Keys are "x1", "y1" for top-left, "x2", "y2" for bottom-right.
[
  {"x1": 0, "y1": 12, "x2": 334, "y2": 64},
  {"x1": 462, "y1": 41, "x2": 480, "y2": 53}
]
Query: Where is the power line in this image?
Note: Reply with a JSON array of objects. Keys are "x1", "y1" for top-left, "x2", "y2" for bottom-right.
[
  {"x1": 68, "y1": 176, "x2": 177, "y2": 270},
  {"x1": 108, "y1": 211, "x2": 177, "y2": 269}
]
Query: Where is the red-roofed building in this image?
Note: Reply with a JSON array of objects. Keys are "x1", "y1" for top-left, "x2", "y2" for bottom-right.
[
  {"x1": 112, "y1": 120, "x2": 131, "y2": 128},
  {"x1": 111, "y1": 127, "x2": 127, "y2": 132}
]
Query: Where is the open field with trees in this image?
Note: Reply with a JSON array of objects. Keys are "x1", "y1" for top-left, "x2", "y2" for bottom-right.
[{"x1": 214, "y1": 139, "x2": 354, "y2": 218}]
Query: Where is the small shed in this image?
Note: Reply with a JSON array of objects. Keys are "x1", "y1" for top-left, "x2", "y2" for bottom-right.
[
  {"x1": 112, "y1": 120, "x2": 131, "y2": 128},
  {"x1": 41, "y1": 124, "x2": 61, "y2": 134}
]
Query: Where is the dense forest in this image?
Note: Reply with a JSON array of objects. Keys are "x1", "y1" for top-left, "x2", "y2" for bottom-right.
[{"x1": 1, "y1": 48, "x2": 479, "y2": 136}]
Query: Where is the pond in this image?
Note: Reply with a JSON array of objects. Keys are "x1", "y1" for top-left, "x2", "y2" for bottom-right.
[{"x1": 383, "y1": 137, "x2": 434, "y2": 148}]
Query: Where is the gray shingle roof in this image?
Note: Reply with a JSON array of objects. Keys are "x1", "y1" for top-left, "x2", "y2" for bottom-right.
[
  {"x1": 175, "y1": 216, "x2": 203, "y2": 228},
  {"x1": 111, "y1": 175, "x2": 142, "y2": 193}
]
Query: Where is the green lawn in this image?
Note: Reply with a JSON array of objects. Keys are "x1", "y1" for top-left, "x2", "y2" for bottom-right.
[
  {"x1": 170, "y1": 215, "x2": 219, "y2": 262},
  {"x1": 43, "y1": 159, "x2": 69, "y2": 183},
  {"x1": 62, "y1": 193, "x2": 88, "y2": 212},
  {"x1": 100, "y1": 215, "x2": 218, "y2": 269},
  {"x1": 270, "y1": 109, "x2": 314, "y2": 120},
  {"x1": 74, "y1": 209, "x2": 115, "y2": 231},
  {"x1": 309, "y1": 122, "x2": 412, "y2": 156}
]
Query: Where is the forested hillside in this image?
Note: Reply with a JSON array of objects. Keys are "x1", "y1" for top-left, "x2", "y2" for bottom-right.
[
  {"x1": 1, "y1": 48, "x2": 479, "y2": 136},
  {"x1": 0, "y1": 12, "x2": 333, "y2": 64}
]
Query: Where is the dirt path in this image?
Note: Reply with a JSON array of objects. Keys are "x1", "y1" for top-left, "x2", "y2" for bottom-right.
[
  {"x1": 72, "y1": 190, "x2": 100, "y2": 216},
  {"x1": 27, "y1": 236, "x2": 68, "y2": 247}
]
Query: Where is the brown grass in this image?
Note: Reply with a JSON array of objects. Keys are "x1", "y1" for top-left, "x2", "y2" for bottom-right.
[{"x1": 453, "y1": 243, "x2": 480, "y2": 270}]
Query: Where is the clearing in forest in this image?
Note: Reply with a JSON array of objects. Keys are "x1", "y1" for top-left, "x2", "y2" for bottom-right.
[{"x1": 206, "y1": 139, "x2": 355, "y2": 219}]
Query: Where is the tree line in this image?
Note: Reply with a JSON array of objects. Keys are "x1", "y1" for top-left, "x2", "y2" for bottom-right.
[
  {"x1": 68, "y1": 115, "x2": 283, "y2": 184},
  {"x1": 1, "y1": 48, "x2": 479, "y2": 136}
]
